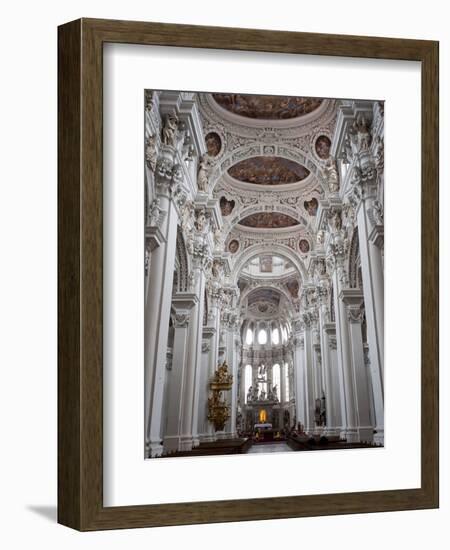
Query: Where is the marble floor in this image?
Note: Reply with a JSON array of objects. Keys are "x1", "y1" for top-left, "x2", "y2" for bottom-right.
[{"x1": 247, "y1": 442, "x2": 292, "y2": 453}]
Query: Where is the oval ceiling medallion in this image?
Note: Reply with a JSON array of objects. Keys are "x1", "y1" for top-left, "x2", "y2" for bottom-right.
[
  {"x1": 205, "y1": 131, "x2": 222, "y2": 157},
  {"x1": 298, "y1": 239, "x2": 310, "y2": 254},
  {"x1": 228, "y1": 239, "x2": 240, "y2": 253},
  {"x1": 228, "y1": 156, "x2": 310, "y2": 185},
  {"x1": 315, "y1": 135, "x2": 332, "y2": 159},
  {"x1": 239, "y1": 212, "x2": 300, "y2": 229},
  {"x1": 212, "y1": 93, "x2": 323, "y2": 120}
]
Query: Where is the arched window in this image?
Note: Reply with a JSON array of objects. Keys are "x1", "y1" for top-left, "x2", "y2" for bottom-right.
[
  {"x1": 245, "y1": 327, "x2": 253, "y2": 345},
  {"x1": 258, "y1": 328, "x2": 267, "y2": 345},
  {"x1": 271, "y1": 327, "x2": 280, "y2": 345},
  {"x1": 244, "y1": 365, "x2": 252, "y2": 403},
  {"x1": 284, "y1": 362, "x2": 290, "y2": 401},
  {"x1": 272, "y1": 363, "x2": 281, "y2": 396},
  {"x1": 281, "y1": 325, "x2": 287, "y2": 343}
]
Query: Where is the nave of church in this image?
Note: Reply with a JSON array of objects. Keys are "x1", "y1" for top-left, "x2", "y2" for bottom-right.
[{"x1": 144, "y1": 90, "x2": 384, "y2": 458}]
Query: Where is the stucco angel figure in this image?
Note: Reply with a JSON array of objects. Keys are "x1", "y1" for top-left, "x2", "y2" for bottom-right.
[
  {"x1": 328, "y1": 209, "x2": 342, "y2": 232},
  {"x1": 195, "y1": 209, "x2": 208, "y2": 233},
  {"x1": 147, "y1": 197, "x2": 162, "y2": 227},
  {"x1": 161, "y1": 113, "x2": 178, "y2": 147},
  {"x1": 211, "y1": 259, "x2": 224, "y2": 281},
  {"x1": 213, "y1": 227, "x2": 224, "y2": 251},
  {"x1": 197, "y1": 154, "x2": 210, "y2": 192}
]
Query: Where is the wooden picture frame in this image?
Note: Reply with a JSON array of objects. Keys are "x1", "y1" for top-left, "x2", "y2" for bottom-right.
[{"x1": 58, "y1": 18, "x2": 439, "y2": 531}]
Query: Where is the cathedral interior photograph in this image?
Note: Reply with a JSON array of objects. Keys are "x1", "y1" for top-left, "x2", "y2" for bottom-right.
[{"x1": 144, "y1": 90, "x2": 384, "y2": 459}]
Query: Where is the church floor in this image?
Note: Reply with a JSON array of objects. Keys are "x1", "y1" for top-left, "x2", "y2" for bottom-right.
[
  {"x1": 247, "y1": 442, "x2": 291, "y2": 453},
  {"x1": 159, "y1": 436, "x2": 381, "y2": 458}
]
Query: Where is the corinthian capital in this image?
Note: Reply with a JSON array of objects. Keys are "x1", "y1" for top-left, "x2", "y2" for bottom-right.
[
  {"x1": 172, "y1": 311, "x2": 191, "y2": 328},
  {"x1": 207, "y1": 278, "x2": 223, "y2": 306},
  {"x1": 302, "y1": 310, "x2": 318, "y2": 329},
  {"x1": 347, "y1": 306, "x2": 364, "y2": 324}
]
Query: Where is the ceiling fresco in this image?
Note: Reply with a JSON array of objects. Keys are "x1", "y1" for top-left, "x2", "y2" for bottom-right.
[
  {"x1": 239, "y1": 212, "x2": 300, "y2": 229},
  {"x1": 220, "y1": 196, "x2": 236, "y2": 216},
  {"x1": 248, "y1": 288, "x2": 280, "y2": 306},
  {"x1": 286, "y1": 279, "x2": 300, "y2": 298},
  {"x1": 228, "y1": 156, "x2": 310, "y2": 185},
  {"x1": 259, "y1": 256, "x2": 273, "y2": 273},
  {"x1": 212, "y1": 93, "x2": 323, "y2": 120},
  {"x1": 304, "y1": 197, "x2": 319, "y2": 216}
]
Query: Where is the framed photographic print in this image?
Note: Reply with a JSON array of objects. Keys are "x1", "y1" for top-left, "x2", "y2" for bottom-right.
[{"x1": 58, "y1": 18, "x2": 439, "y2": 531}]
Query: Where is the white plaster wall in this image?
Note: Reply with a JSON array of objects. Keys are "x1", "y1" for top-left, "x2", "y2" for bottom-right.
[{"x1": 0, "y1": 0, "x2": 449, "y2": 548}]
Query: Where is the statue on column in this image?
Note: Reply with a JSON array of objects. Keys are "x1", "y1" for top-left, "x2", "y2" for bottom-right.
[
  {"x1": 197, "y1": 153, "x2": 210, "y2": 192},
  {"x1": 161, "y1": 113, "x2": 178, "y2": 147},
  {"x1": 247, "y1": 385, "x2": 253, "y2": 403},
  {"x1": 213, "y1": 227, "x2": 224, "y2": 252},
  {"x1": 323, "y1": 155, "x2": 339, "y2": 194},
  {"x1": 195, "y1": 208, "x2": 209, "y2": 234},
  {"x1": 145, "y1": 134, "x2": 158, "y2": 172},
  {"x1": 328, "y1": 208, "x2": 342, "y2": 232},
  {"x1": 351, "y1": 113, "x2": 371, "y2": 153}
]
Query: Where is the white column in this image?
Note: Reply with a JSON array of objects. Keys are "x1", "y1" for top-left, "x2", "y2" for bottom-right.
[
  {"x1": 355, "y1": 197, "x2": 384, "y2": 444},
  {"x1": 162, "y1": 294, "x2": 197, "y2": 453},
  {"x1": 145, "y1": 147, "x2": 182, "y2": 457},
  {"x1": 331, "y1": 266, "x2": 359, "y2": 442},
  {"x1": 326, "y1": 206, "x2": 362, "y2": 443},
  {"x1": 219, "y1": 317, "x2": 239, "y2": 439},
  {"x1": 316, "y1": 278, "x2": 339, "y2": 437},
  {"x1": 230, "y1": 328, "x2": 241, "y2": 437},
  {"x1": 181, "y1": 245, "x2": 208, "y2": 450},
  {"x1": 197, "y1": 328, "x2": 215, "y2": 442},
  {"x1": 199, "y1": 294, "x2": 220, "y2": 443},
  {"x1": 302, "y1": 315, "x2": 316, "y2": 433},
  {"x1": 312, "y1": 328, "x2": 323, "y2": 403},
  {"x1": 341, "y1": 289, "x2": 374, "y2": 443},
  {"x1": 323, "y1": 322, "x2": 342, "y2": 436},
  {"x1": 292, "y1": 328, "x2": 306, "y2": 430}
]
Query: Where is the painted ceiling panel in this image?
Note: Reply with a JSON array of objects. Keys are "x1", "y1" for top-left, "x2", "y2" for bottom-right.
[
  {"x1": 212, "y1": 93, "x2": 323, "y2": 120},
  {"x1": 239, "y1": 212, "x2": 300, "y2": 229},
  {"x1": 228, "y1": 156, "x2": 310, "y2": 185}
]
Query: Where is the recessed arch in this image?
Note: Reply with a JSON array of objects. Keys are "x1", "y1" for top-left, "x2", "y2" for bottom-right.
[{"x1": 240, "y1": 283, "x2": 296, "y2": 312}]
